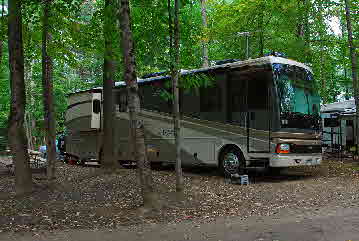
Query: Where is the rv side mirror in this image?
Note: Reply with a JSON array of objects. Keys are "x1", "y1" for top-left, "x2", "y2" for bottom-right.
[{"x1": 93, "y1": 99, "x2": 101, "y2": 114}]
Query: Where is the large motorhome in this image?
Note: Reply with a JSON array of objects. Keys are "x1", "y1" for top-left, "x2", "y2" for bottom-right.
[{"x1": 65, "y1": 56, "x2": 322, "y2": 174}]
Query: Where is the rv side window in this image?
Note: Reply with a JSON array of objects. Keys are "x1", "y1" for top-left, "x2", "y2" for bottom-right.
[{"x1": 93, "y1": 99, "x2": 101, "y2": 114}]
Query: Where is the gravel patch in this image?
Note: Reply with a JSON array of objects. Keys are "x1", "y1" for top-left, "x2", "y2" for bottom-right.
[{"x1": 0, "y1": 158, "x2": 359, "y2": 233}]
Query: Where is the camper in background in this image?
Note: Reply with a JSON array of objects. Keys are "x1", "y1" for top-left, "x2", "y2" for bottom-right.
[{"x1": 321, "y1": 100, "x2": 356, "y2": 153}]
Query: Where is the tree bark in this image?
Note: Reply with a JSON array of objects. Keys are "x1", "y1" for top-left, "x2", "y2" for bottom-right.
[
  {"x1": 26, "y1": 60, "x2": 35, "y2": 151},
  {"x1": 258, "y1": 10, "x2": 264, "y2": 57},
  {"x1": 200, "y1": 0, "x2": 209, "y2": 67},
  {"x1": 24, "y1": 112, "x2": 32, "y2": 150},
  {"x1": 168, "y1": 0, "x2": 173, "y2": 70},
  {"x1": 24, "y1": 59, "x2": 35, "y2": 151},
  {"x1": 102, "y1": 0, "x2": 116, "y2": 168},
  {"x1": 120, "y1": 0, "x2": 156, "y2": 207},
  {"x1": 297, "y1": 0, "x2": 311, "y2": 62},
  {"x1": 8, "y1": 0, "x2": 33, "y2": 195},
  {"x1": 42, "y1": 0, "x2": 56, "y2": 181},
  {"x1": 344, "y1": 0, "x2": 358, "y2": 155},
  {"x1": 171, "y1": 0, "x2": 184, "y2": 194}
]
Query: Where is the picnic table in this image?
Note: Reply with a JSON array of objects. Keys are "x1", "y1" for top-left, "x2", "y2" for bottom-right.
[{"x1": 0, "y1": 149, "x2": 47, "y2": 175}]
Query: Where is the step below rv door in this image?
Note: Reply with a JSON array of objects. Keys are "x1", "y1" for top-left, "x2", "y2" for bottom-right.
[{"x1": 91, "y1": 92, "x2": 102, "y2": 129}]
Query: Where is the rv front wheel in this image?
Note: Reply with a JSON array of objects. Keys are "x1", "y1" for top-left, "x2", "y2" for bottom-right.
[{"x1": 219, "y1": 147, "x2": 245, "y2": 176}]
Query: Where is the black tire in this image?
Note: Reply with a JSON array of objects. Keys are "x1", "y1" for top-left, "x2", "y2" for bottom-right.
[
  {"x1": 77, "y1": 159, "x2": 86, "y2": 166},
  {"x1": 64, "y1": 154, "x2": 69, "y2": 164},
  {"x1": 219, "y1": 146, "x2": 245, "y2": 176}
]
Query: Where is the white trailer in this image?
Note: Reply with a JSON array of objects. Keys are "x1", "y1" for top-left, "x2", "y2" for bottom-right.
[{"x1": 321, "y1": 100, "x2": 356, "y2": 152}]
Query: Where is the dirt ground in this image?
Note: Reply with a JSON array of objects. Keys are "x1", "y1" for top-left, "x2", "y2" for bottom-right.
[{"x1": 0, "y1": 157, "x2": 359, "y2": 234}]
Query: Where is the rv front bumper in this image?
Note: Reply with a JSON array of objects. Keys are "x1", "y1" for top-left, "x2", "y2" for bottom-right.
[{"x1": 270, "y1": 154, "x2": 322, "y2": 167}]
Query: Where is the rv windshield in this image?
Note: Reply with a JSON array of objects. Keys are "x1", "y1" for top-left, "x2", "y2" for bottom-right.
[{"x1": 273, "y1": 63, "x2": 321, "y2": 130}]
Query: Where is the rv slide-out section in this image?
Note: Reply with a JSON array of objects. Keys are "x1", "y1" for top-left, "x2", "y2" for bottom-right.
[{"x1": 65, "y1": 89, "x2": 102, "y2": 162}]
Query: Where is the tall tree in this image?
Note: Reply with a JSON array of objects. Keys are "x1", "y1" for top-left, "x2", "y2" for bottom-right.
[
  {"x1": 102, "y1": 0, "x2": 116, "y2": 168},
  {"x1": 42, "y1": 0, "x2": 56, "y2": 181},
  {"x1": 169, "y1": 0, "x2": 184, "y2": 194},
  {"x1": 344, "y1": 0, "x2": 358, "y2": 154},
  {"x1": 200, "y1": 0, "x2": 209, "y2": 67},
  {"x1": 120, "y1": 0, "x2": 156, "y2": 207},
  {"x1": 174, "y1": 0, "x2": 184, "y2": 193},
  {"x1": 8, "y1": 0, "x2": 32, "y2": 195}
]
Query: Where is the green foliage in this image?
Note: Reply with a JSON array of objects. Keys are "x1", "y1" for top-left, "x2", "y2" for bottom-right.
[{"x1": 1, "y1": 0, "x2": 358, "y2": 136}]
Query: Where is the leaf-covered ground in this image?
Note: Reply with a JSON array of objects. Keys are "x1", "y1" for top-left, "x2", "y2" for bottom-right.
[{"x1": 0, "y1": 157, "x2": 359, "y2": 234}]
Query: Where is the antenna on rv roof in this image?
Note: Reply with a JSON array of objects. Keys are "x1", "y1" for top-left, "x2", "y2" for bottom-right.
[{"x1": 237, "y1": 30, "x2": 264, "y2": 59}]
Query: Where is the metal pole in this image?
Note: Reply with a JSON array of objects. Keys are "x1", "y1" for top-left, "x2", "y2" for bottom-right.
[
  {"x1": 246, "y1": 35, "x2": 249, "y2": 59},
  {"x1": 237, "y1": 31, "x2": 252, "y2": 60}
]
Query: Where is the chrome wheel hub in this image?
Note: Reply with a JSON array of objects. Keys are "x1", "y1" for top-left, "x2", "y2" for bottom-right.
[{"x1": 223, "y1": 153, "x2": 240, "y2": 174}]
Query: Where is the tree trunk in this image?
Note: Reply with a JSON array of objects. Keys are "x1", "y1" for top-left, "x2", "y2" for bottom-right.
[
  {"x1": 120, "y1": 0, "x2": 156, "y2": 208},
  {"x1": 171, "y1": 0, "x2": 184, "y2": 194},
  {"x1": 200, "y1": 0, "x2": 209, "y2": 67},
  {"x1": 102, "y1": 0, "x2": 116, "y2": 168},
  {"x1": 42, "y1": 0, "x2": 56, "y2": 181},
  {"x1": 27, "y1": 60, "x2": 35, "y2": 151},
  {"x1": 24, "y1": 112, "x2": 32, "y2": 150},
  {"x1": 344, "y1": 0, "x2": 358, "y2": 155},
  {"x1": 320, "y1": 46, "x2": 326, "y2": 103},
  {"x1": 8, "y1": 0, "x2": 32, "y2": 195},
  {"x1": 297, "y1": 0, "x2": 311, "y2": 62},
  {"x1": 168, "y1": 0, "x2": 173, "y2": 69},
  {"x1": 317, "y1": 1, "x2": 326, "y2": 103},
  {"x1": 24, "y1": 59, "x2": 34, "y2": 151},
  {"x1": 303, "y1": 0, "x2": 310, "y2": 62},
  {"x1": 258, "y1": 10, "x2": 264, "y2": 57}
]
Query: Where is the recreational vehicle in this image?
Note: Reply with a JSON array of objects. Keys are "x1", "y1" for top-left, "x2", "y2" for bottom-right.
[
  {"x1": 321, "y1": 100, "x2": 356, "y2": 152},
  {"x1": 65, "y1": 56, "x2": 322, "y2": 174}
]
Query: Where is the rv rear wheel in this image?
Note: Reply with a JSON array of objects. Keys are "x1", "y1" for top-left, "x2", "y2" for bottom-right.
[
  {"x1": 98, "y1": 148, "x2": 103, "y2": 165},
  {"x1": 63, "y1": 154, "x2": 69, "y2": 164},
  {"x1": 77, "y1": 159, "x2": 86, "y2": 166},
  {"x1": 219, "y1": 146, "x2": 245, "y2": 176}
]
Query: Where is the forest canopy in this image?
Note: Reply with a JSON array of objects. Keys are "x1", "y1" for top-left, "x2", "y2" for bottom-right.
[{"x1": 0, "y1": 0, "x2": 358, "y2": 142}]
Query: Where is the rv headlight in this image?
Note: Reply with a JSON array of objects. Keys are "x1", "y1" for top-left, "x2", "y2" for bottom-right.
[{"x1": 276, "y1": 143, "x2": 290, "y2": 154}]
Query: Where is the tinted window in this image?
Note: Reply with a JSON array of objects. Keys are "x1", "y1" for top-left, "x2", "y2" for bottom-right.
[
  {"x1": 247, "y1": 71, "x2": 270, "y2": 110},
  {"x1": 93, "y1": 99, "x2": 101, "y2": 114},
  {"x1": 141, "y1": 80, "x2": 172, "y2": 113},
  {"x1": 200, "y1": 86, "x2": 221, "y2": 112}
]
